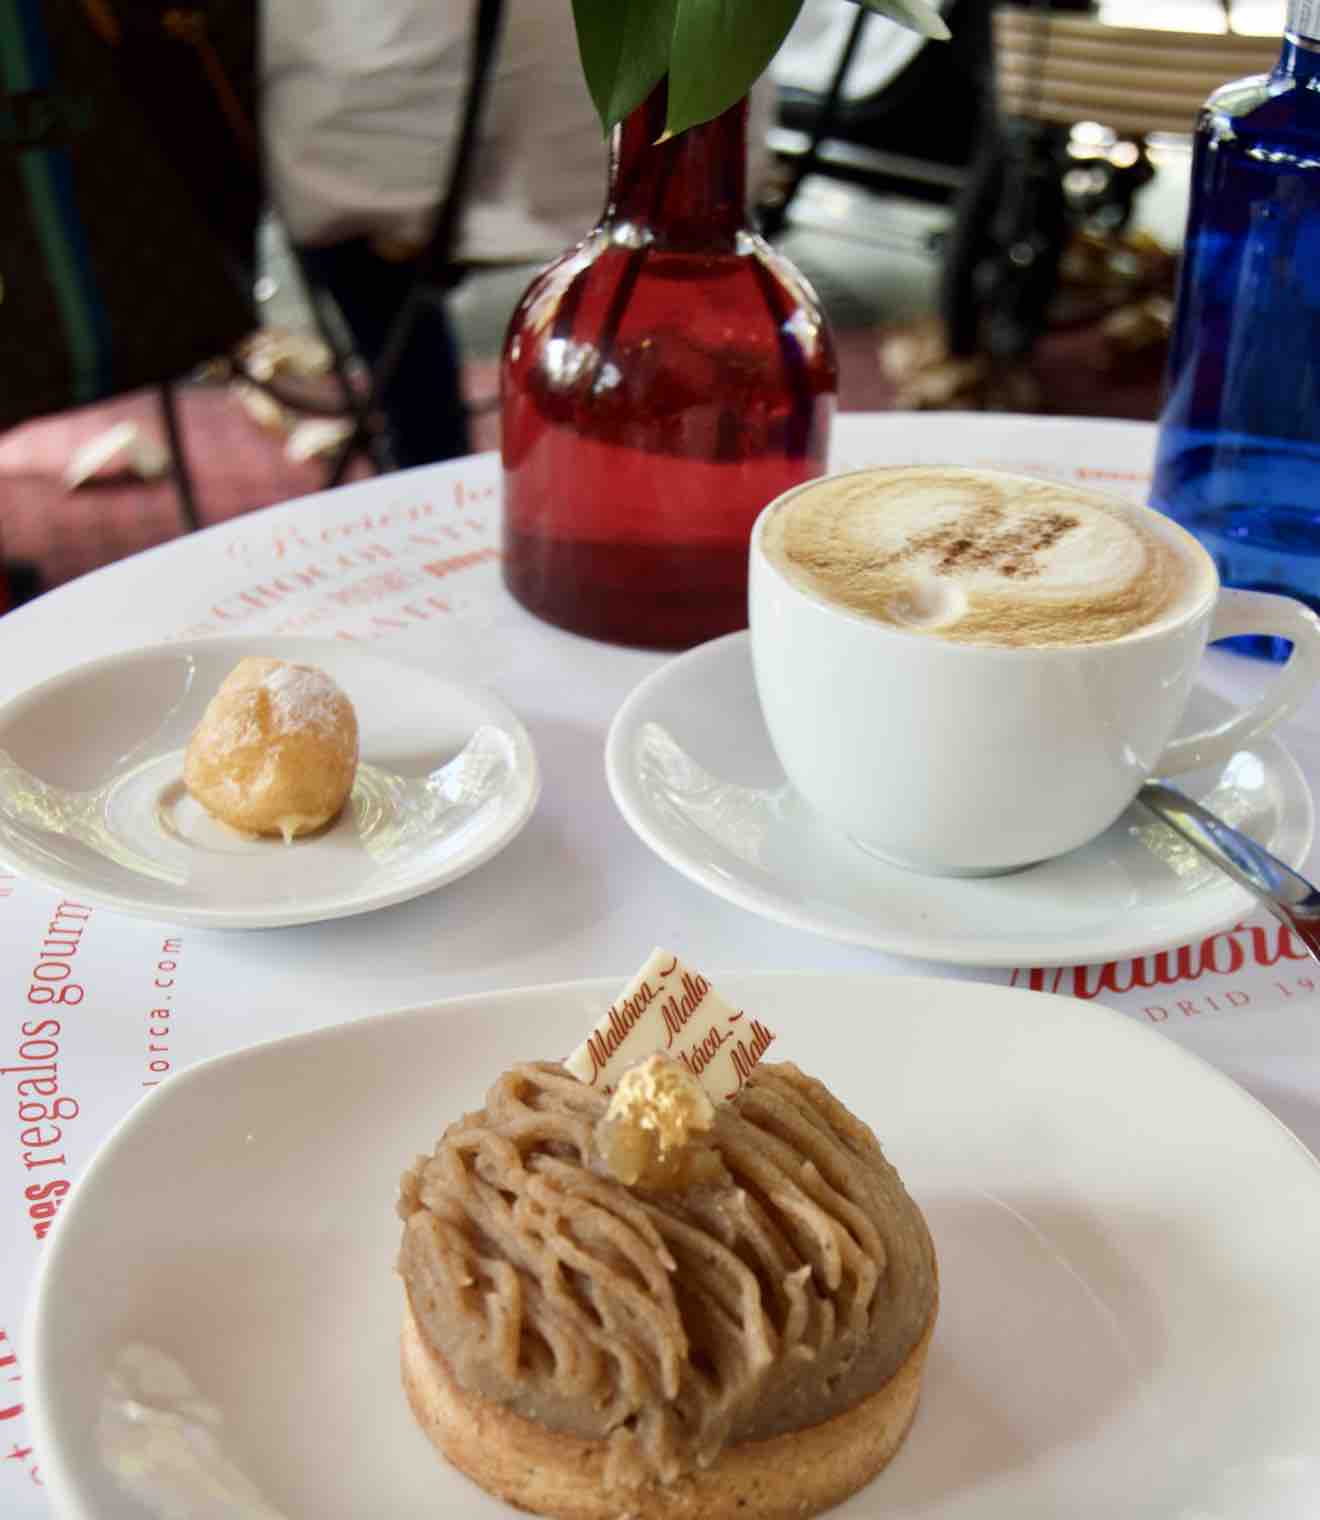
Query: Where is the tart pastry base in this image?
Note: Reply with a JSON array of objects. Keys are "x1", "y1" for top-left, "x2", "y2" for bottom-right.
[{"x1": 401, "y1": 1287, "x2": 937, "y2": 1520}]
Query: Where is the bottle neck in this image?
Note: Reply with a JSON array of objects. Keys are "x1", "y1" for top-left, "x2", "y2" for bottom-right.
[
  {"x1": 1281, "y1": 0, "x2": 1320, "y2": 77},
  {"x1": 605, "y1": 82, "x2": 748, "y2": 247}
]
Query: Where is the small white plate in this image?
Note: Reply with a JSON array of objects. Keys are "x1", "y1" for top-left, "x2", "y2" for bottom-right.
[
  {"x1": 0, "y1": 638, "x2": 539, "y2": 929},
  {"x1": 606, "y1": 632, "x2": 1314, "y2": 968},
  {"x1": 25, "y1": 974, "x2": 1320, "y2": 1519}
]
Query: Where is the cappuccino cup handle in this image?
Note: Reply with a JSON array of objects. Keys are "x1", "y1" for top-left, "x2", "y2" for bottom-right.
[{"x1": 1157, "y1": 588, "x2": 1320, "y2": 775}]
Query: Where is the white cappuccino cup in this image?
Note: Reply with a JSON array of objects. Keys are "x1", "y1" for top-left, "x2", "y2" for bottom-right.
[{"x1": 749, "y1": 466, "x2": 1320, "y2": 877}]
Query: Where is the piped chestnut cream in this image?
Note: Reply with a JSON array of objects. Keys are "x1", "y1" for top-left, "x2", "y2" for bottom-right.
[{"x1": 396, "y1": 952, "x2": 938, "y2": 1518}]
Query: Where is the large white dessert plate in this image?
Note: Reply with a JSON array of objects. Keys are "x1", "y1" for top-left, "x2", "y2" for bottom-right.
[
  {"x1": 606, "y1": 632, "x2": 1314, "y2": 967},
  {"x1": 0, "y1": 637, "x2": 539, "y2": 928},
  {"x1": 26, "y1": 973, "x2": 1320, "y2": 1519}
]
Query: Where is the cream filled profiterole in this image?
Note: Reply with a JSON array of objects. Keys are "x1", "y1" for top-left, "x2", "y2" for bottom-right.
[
  {"x1": 396, "y1": 950, "x2": 938, "y2": 1519},
  {"x1": 183, "y1": 657, "x2": 359, "y2": 840}
]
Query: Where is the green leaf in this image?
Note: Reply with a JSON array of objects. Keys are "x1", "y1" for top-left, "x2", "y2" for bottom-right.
[
  {"x1": 851, "y1": 0, "x2": 951, "y2": 43},
  {"x1": 571, "y1": 0, "x2": 678, "y2": 134},
  {"x1": 665, "y1": 0, "x2": 805, "y2": 138}
]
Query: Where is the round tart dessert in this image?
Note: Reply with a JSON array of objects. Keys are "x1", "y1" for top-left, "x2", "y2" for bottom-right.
[
  {"x1": 183, "y1": 656, "x2": 359, "y2": 840},
  {"x1": 397, "y1": 1054, "x2": 937, "y2": 1518}
]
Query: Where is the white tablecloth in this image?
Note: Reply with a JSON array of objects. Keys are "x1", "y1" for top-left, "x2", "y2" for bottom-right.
[{"x1": 2, "y1": 412, "x2": 1317, "y2": 1512}]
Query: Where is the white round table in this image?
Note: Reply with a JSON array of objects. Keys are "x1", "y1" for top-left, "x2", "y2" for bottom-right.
[{"x1": 2, "y1": 413, "x2": 1318, "y2": 1516}]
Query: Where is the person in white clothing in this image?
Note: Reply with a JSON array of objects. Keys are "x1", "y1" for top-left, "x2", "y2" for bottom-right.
[
  {"x1": 263, "y1": 0, "x2": 609, "y2": 467},
  {"x1": 264, "y1": 0, "x2": 607, "y2": 268},
  {"x1": 262, "y1": 0, "x2": 774, "y2": 468}
]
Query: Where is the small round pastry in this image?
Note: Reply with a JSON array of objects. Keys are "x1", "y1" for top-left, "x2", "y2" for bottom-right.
[
  {"x1": 398, "y1": 1059, "x2": 938, "y2": 1519},
  {"x1": 183, "y1": 657, "x2": 358, "y2": 840}
]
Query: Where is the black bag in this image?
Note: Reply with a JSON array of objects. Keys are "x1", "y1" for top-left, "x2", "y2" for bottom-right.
[{"x1": 0, "y1": 0, "x2": 259, "y2": 431}]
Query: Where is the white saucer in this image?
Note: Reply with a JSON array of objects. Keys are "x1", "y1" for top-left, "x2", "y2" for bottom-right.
[
  {"x1": 605, "y1": 633, "x2": 1314, "y2": 967},
  {"x1": 0, "y1": 638, "x2": 539, "y2": 929},
  {"x1": 25, "y1": 973, "x2": 1320, "y2": 1519}
]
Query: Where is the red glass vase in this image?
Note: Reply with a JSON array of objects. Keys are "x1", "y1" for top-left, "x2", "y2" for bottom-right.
[{"x1": 499, "y1": 85, "x2": 838, "y2": 648}]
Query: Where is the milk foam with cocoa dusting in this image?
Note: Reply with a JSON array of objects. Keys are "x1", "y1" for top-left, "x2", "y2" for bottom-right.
[{"x1": 762, "y1": 466, "x2": 1211, "y2": 647}]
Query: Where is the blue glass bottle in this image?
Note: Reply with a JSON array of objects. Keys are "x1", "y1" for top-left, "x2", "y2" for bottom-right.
[{"x1": 1150, "y1": 1, "x2": 1320, "y2": 660}]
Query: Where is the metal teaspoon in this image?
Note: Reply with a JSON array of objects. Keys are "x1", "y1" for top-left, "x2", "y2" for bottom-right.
[{"x1": 1138, "y1": 780, "x2": 1320, "y2": 964}]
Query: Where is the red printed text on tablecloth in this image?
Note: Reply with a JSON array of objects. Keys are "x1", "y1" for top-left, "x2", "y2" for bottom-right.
[
  {"x1": 1, "y1": 891, "x2": 98, "y2": 1514},
  {"x1": 174, "y1": 471, "x2": 504, "y2": 643},
  {"x1": 141, "y1": 935, "x2": 185, "y2": 1089},
  {"x1": 0, "y1": 880, "x2": 212, "y2": 1517},
  {"x1": 833, "y1": 447, "x2": 1154, "y2": 506},
  {"x1": 977, "y1": 458, "x2": 1151, "y2": 500},
  {"x1": 1009, "y1": 917, "x2": 1316, "y2": 1024},
  {"x1": 0, "y1": 1325, "x2": 40, "y2": 1493},
  {"x1": 5, "y1": 899, "x2": 95, "y2": 1247},
  {"x1": 4, "y1": 891, "x2": 197, "y2": 1254},
  {"x1": 221, "y1": 473, "x2": 498, "y2": 569}
]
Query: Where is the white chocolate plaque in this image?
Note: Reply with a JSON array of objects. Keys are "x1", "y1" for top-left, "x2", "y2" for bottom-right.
[{"x1": 565, "y1": 947, "x2": 776, "y2": 1101}]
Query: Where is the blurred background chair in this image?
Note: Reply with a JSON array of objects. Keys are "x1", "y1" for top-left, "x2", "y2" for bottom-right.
[
  {"x1": 940, "y1": 2, "x2": 1279, "y2": 370},
  {"x1": 760, "y1": 0, "x2": 996, "y2": 232},
  {"x1": 302, "y1": 0, "x2": 506, "y2": 488},
  {"x1": 1, "y1": 0, "x2": 511, "y2": 590},
  {"x1": 0, "y1": 0, "x2": 263, "y2": 535}
]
